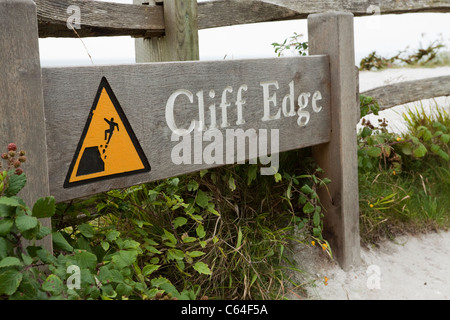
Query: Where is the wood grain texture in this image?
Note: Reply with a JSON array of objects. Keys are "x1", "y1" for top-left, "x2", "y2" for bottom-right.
[
  {"x1": 42, "y1": 56, "x2": 331, "y2": 202},
  {"x1": 35, "y1": 0, "x2": 450, "y2": 38},
  {"x1": 36, "y1": 0, "x2": 164, "y2": 38},
  {"x1": 134, "y1": 0, "x2": 199, "y2": 62},
  {"x1": 309, "y1": 12, "x2": 361, "y2": 270},
  {"x1": 0, "y1": 0, "x2": 52, "y2": 251},
  {"x1": 198, "y1": 0, "x2": 450, "y2": 28},
  {"x1": 361, "y1": 75, "x2": 450, "y2": 112}
]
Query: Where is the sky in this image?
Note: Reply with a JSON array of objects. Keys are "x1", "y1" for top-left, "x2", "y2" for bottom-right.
[{"x1": 38, "y1": 0, "x2": 450, "y2": 67}]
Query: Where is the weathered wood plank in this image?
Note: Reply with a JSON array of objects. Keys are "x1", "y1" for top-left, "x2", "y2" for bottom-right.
[
  {"x1": 35, "y1": 0, "x2": 450, "y2": 38},
  {"x1": 198, "y1": 0, "x2": 450, "y2": 29},
  {"x1": 361, "y1": 75, "x2": 450, "y2": 112},
  {"x1": 134, "y1": 0, "x2": 199, "y2": 62},
  {"x1": 0, "y1": 0, "x2": 52, "y2": 251},
  {"x1": 309, "y1": 12, "x2": 361, "y2": 270},
  {"x1": 41, "y1": 56, "x2": 331, "y2": 202},
  {"x1": 36, "y1": 0, "x2": 164, "y2": 38}
]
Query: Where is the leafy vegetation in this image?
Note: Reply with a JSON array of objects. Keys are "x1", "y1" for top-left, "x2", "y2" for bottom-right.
[
  {"x1": 358, "y1": 104, "x2": 450, "y2": 243},
  {"x1": 359, "y1": 40, "x2": 447, "y2": 71},
  {"x1": 273, "y1": 33, "x2": 450, "y2": 243},
  {"x1": 0, "y1": 139, "x2": 332, "y2": 299}
]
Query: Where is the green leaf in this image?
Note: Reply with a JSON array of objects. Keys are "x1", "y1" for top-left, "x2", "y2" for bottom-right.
[
  {"x1": 163, "y1": 229, "x2": 177, "y2": 246},
  {"x1": 167, "y1": 248, "x2": 185, "y2": 261},
  {"x1": 0, "y1": 269, "x2": 23, "y2": 295},
  {"x1": 207, "y1": 205, "x2": 220, "y2": 217},
  {"x1": 0, "y1": 257, "x2": 22, "y2": 268},
  {"x1": 440, "y1": 134, "x2": 450, "y2": 144},
  {"x1": 0, "y1": 197, "x2": 21, "y2": 207},
  {"x1": 15, "y1": 215, "x2": 38, "y2": 233},
  {"x1": 142, "y1": 264, "x2": 160, "y2": 277},
  {"x1": 52, "y1": 232, "x2": 74, "y2": 252},
  {"x1": 187, "y1": 180, "x2": 199, "y2": 192},
  {"x1": 182, "y1": 236, "x2": 197, "y2": 243},
  {"x1": 0, "y1": 204, "x2": 14, "y2": 218},
  {"x1": 193, "y1": 262, "x2": 212, "y2": 275},
  {"x1": 122, "y1": 239, "x2": 140, "y2": 250},
  {"x1": 0, "y1": 238, "x2": 8, "y2": 259},
  {"x1": 35, "y1": 226, "x2": 51, "y2": 240},
  {"x1": 32, "y1": 196, "x2": 56, "y2": 218},
  {"x1": 21, "y1": 253, "x2": 33, "y2": 266},
  {"x1": 146, "y1": 246, "x2": 162, "y2": 254},
  {"x1": 274, "y1": 173, "x2": 282, "y2": 183},
  {"x1": 303, "y1": 202, "x2": 315, "y2": 214},
  {"x1": 106, "y1": 230, "x2": 120, "y2": 242},
  {"x1": 74, "y1": 250, "x2": 97, "y2": 271},
  {"x1": 430, "y1": 144, "x2": 441, "y2": 154},
  {"x1": 101, "y1": 241, "x2": 110, "y2": 251},
  {"x1": 172, "y1": 217, "x2": 187, "y2": 229},
  {"x1": 313, "y1": 211, "x2": 321, "y2": 228},
  {"x1": 199, "y1": 170, "x2": 208, "y2": 178},
  {"x1": 413, "y1": 144, "x2": 427, "y2": 158},
  {"x1": 236, "y1": 227, "x2": 243, "y2": 249},
  {"x1": 313, "y1": 227, "x2": 321, "y2": 238},
  {"x1": 301, "y1": 184, "x2": 313, "y2": 194},
  {"x1": 151, "y1": 276, "x2": 170, "y2": 288},
  {"x1": 368, "y1": 146, "x2": 382, "y2": 157},
  {"x1": 42, "y1": 274, "x2": 63, "y2": 294},
  {"x1": 361, "y1": 127, "x2": 372, "y2": 138},
  {"x1": 188, "y1": 251, "x2": 205, "y2": 258},
  {"x1": 111, "y1": 250, "x2": 138, "y2": 269},
  {"x1": 4, "y1": 172, "x2": 26, "y2": 197},
  {"x1": 196, "y1": 224, "x2": 206, "y2": 239},
  {"x1": 195, "y1": 190, "x2": 209, "y2": 208},
  {"x1": 228, "y1": 176, "x2": 236, "y2": 191},
  {"x1": 78, "y1": 223, "x2": 95, "y2": 238},
  {"x1": 0, "y1": 219, "x2": 14, "y2": 236},
  {"x1": 247, "y1": 166, "x2": 257, "y2": 185},
  {"x1": 401, "y1": 144, "x2": 413, "y2": 155},
  {"x1": 116, "y1": 283, "x2": 133, "y2": 297}
]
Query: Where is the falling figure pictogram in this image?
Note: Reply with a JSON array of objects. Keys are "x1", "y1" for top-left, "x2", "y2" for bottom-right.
[{"x1": 104, "y1": 117, "x2": 119, "y2": 145}]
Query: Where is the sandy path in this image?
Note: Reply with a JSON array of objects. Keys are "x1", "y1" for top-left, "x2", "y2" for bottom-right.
[
  {"x1": 291, "y1": 230, "x2": 450, "y2": 300},
  {"x1": 290, "y1": 67, "x2": 450, "y2": 300}
]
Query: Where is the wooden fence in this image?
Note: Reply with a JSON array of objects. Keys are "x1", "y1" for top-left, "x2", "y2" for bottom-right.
[{"x1": 1, "y1": 0, "x2": 449, "y2": 271}]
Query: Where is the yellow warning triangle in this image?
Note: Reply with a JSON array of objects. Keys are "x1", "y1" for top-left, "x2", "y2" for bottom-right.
[{"x1": 64, "y1": 77, "x2": 150, "y2": 188}]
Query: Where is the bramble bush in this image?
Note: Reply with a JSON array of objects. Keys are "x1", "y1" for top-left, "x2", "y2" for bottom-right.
[{"x1": 0, "y1": 139, "x2": 331, "y2": 299}]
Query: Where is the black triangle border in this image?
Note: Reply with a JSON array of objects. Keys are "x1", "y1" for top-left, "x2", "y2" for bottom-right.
[{"x1": 63, "y1": 77, "x2": 151, "y2": 188}]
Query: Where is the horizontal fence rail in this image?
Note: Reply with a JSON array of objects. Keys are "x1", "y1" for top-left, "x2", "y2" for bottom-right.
[
  {"x1": 36, "y1": 0, "x2": 450, "y2": 38},
  {"x1": 361, "y1": 75, "x2": 450, "y2": 112},
  {"x1": 36, "y1": 0, "x2": 164, "y2": 38}
]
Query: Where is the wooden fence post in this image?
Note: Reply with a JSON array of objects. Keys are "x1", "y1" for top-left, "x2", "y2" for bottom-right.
[
  {"x1": 308, "y1": 12, "x2": 361, "y2": 270},
  {"x1": 134, "y1": 0, "x2": 199, "y2": 62},
  {"x1": 0, "y1": 0, "x2": 52, "y2": 252}
]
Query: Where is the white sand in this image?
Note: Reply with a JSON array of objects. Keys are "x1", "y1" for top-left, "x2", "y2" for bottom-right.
[
  {"x1": 289, "y1": 67, "x2": 450, "y2": 300},
  {"x1": 290, "y1": 230, "x2": 450, "y2": 300},
  {"x1": 358, "y1": 66, "x2": 450, "y2": 134}
]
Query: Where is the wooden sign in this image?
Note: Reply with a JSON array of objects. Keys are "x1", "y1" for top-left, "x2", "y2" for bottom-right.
[{"x1": 42, "y1": 55, "x2": 331, "y2": 202}]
